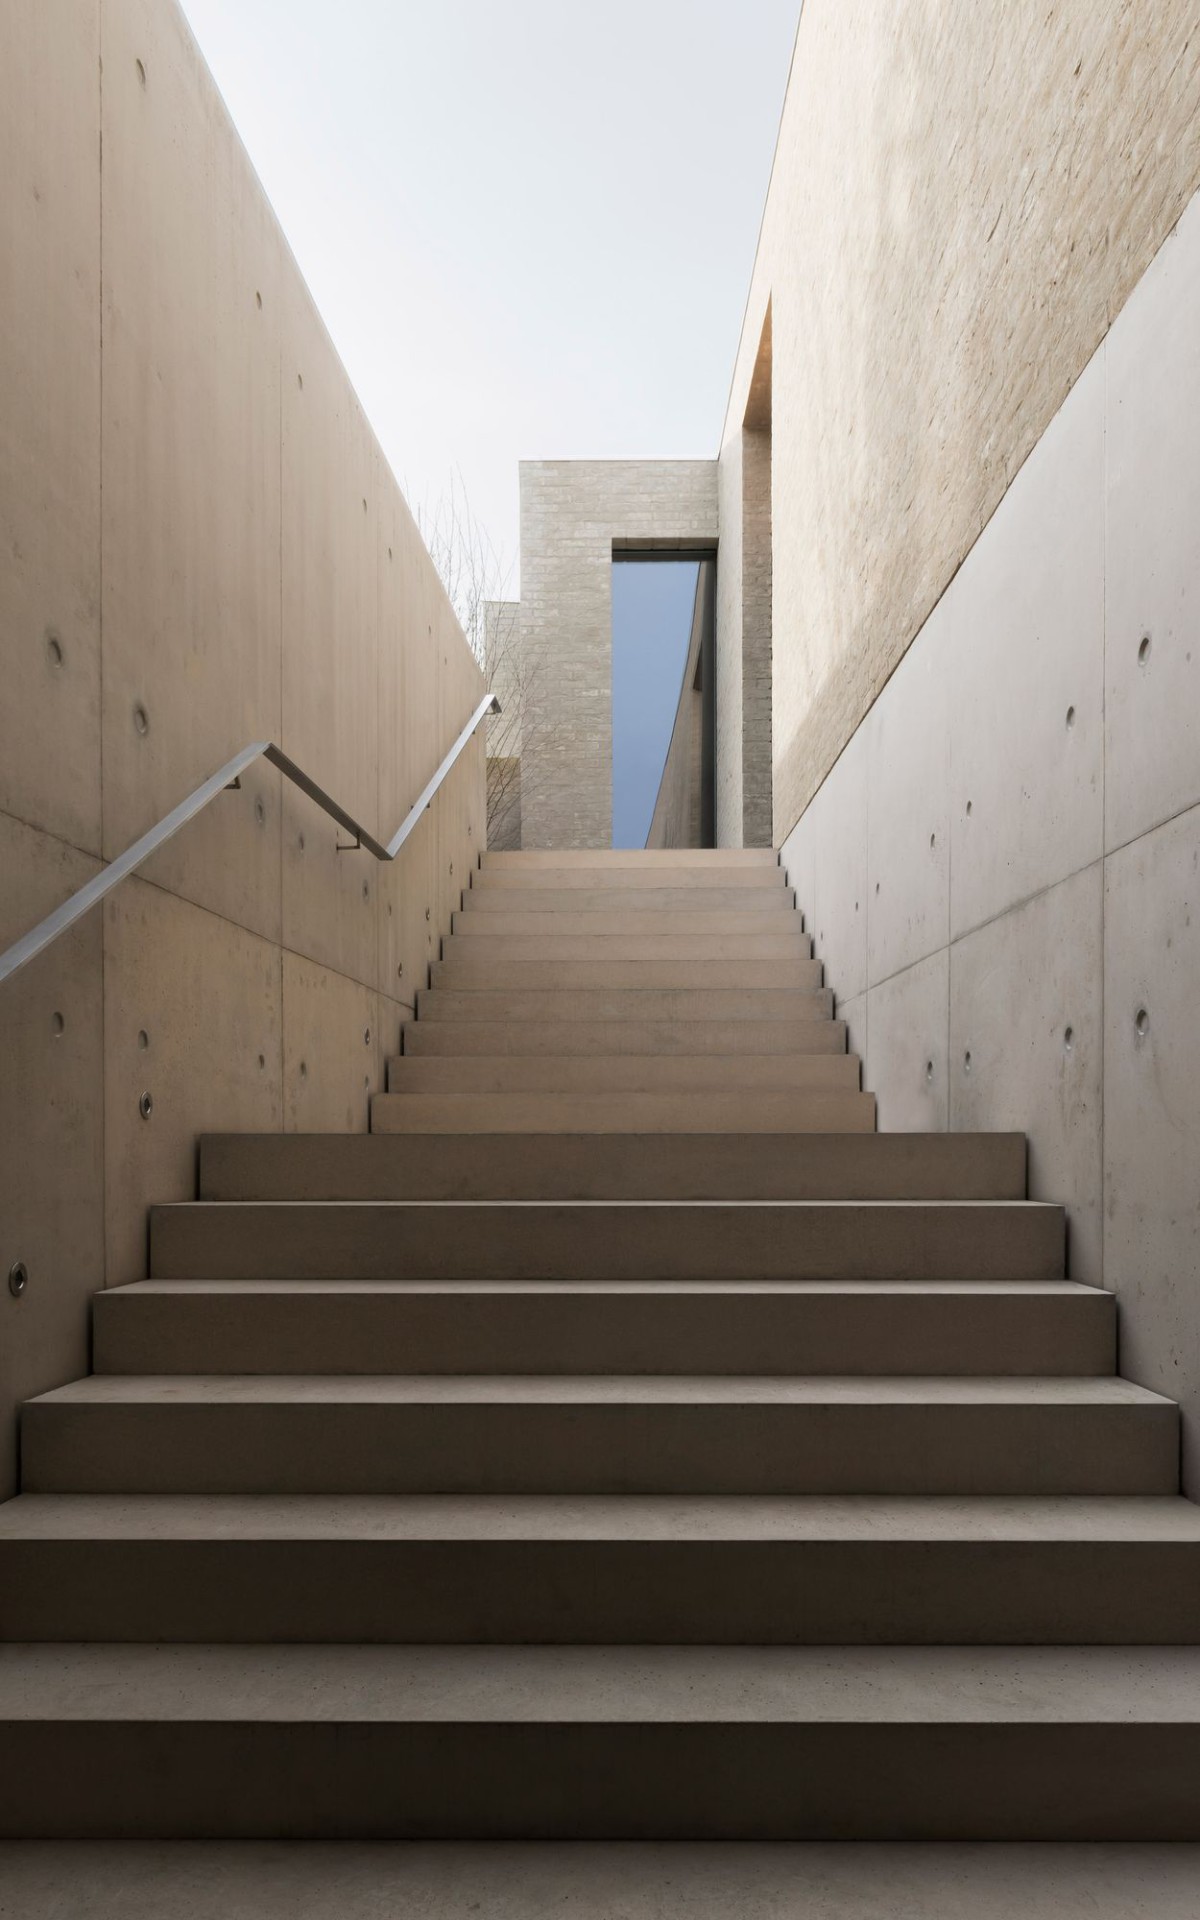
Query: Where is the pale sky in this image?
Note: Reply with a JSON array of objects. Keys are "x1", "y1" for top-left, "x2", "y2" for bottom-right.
[{"x1": 179, "y1": 0, "x2": 799, "y2": 592}]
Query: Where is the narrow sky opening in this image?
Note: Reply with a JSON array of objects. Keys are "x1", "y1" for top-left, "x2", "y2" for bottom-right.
[{"x1": 611, "y1": 560, "x2": 701, "y2": 848}]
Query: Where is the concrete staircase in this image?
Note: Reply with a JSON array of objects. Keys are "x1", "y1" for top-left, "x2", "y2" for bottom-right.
[{"x1": 2, "y1": 846, "x2": 1200, "y2": 1845}]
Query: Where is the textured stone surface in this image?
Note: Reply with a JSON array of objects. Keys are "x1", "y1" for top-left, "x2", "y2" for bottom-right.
[
  {"x1": 722, "y1": 0, "x2": 1200, "y2": 843},
  {"x1": 517, "y1": 461, "x2": 717, "y2": 848}
]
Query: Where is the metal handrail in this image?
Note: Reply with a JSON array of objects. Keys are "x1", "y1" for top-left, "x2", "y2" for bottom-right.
[{"x1": 0, "y1": 691, "x2": 499, "y2": 988}]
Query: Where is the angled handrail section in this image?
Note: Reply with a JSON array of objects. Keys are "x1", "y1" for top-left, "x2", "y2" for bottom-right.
[{"x1": 0, "y1": 691, "x2": 499, "y2": 988}]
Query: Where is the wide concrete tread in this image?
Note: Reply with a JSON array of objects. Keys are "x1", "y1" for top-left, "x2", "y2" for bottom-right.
[
  {"x1": 148, "y1": 1198, "x2": 1065, "y2": 1283},
  {"x1": 484, "y1": 849, "x2": 782, "y2": 868},
  {"x1": 26, "y1": 1373, "x2": 1171, "y2": 1408},
  {"x1": 7, "y1": 1495, "x2": 1200, "y2": 1646},
  {"x1": 451, "y1": 910, "x2": 808, "y2": 938},
  {"x1": 471, "y1": 867, "x2": 789, "y2": 891},
  {"x1": 431, "y1": 958, "x2": 825, "y2": 989},
  {"x1": 401, "y1": 1018, "x2": 850, "y2": 1056},
  {"x1": 196, "y1": 1130, "x2": 1026, "y2": 1203},
  {"x1": 4, "y1": 1640, "x2": 1200, "y2": 1722},
  {"x1": 438, "y1": 933, "x2": 815, "y2": 961},
  {"x1": 7, "y1": 1490, "x2": 1198, "y2": 1544},
  {"x1": 461, "y1": 887, "x2": 797, "y2": 913},
  {"x1": 90, "y1": 1277, "x2": 1114, "y2": 1378},
  {"x1": 415, "y1": 987, "x2": 836, "y2": 1022},
  {"x1": 0, "y1": 1840, "x2": 1196, "y2": 1919},
  {"x1": 385, "y1": 1053, "x2": 861, "y2": 1092},
  {"x1": 368, "y1": 1090, "x2": 877, "y2": 1134},
  {"x1": 19, "y1": 1373, "x2": 1176, "y2": 1499},
  {"x1": 4, "y1": 1647, "x2": 1200, "y2": 1840}
]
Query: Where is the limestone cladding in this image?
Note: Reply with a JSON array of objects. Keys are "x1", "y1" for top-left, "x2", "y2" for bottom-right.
[
  {"x1": 517, "y1": 461, "x2": 717, "y2": 849},
  {"x1": 721, "y1": 0, "x2": 1200, "y2": 840}
]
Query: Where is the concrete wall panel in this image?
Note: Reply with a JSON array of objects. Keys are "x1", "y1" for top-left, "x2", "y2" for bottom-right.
[
  {"x1": 103, "y1": 879, "x2": 283, "y2": 1287},
  {"x1": 779, "y1": 783, "x2": 818, "y2": 936},
  {"x1": 1105, "y1": 192, "x2": 1200, "y2": 852},
  {"x1": 100, "y1": 0, "x2": 283, "y2": 941},
  {"x1": 866, "y1": 588, "x2": 952, "y2": 986},
  {"x1": 0, "y1": 0, "x2": 484, "y2": 1476},
  {"x1": 867, "y1": 950, "x2": 949, "y2": 1135},
  {"x1": 281, "y1": 281, "x2": 380, "y2": 834},
  {"x1": 778, "y1": 193, "x2": 1200, "y2": 1471},
  {"x1": 837, "y1": 990, "x2": 867, "y2": 1074},
  {"x1": 1104, "y1": 805, "x2": 1200, "y2": 1486},
  {"x1": 0, "y1": 818, "x2": 104, "y2": 1500},
  {"x1": 950, "y1": 867, "x2": 1102, "y2": 1283},
  {"x1": 947, "y1": 352, "x2": 1105, "y2": 941},
  {"x1": 282, "y1": 953, "x2": 381, "y2": 1135},
  {"x1": 279, "y1": 283, "x2": 382, "y2": 982},
  {"x1": 811, "y1": 725, "x2": 868, "y2": 1006},
  {"x1": 0, "y1": 0, "x2": 101, "y2": 854}
]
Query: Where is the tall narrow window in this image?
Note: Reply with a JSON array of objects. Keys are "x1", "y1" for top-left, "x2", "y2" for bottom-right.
[{"x1": 611, "y1": 558, "x2": 703, "y2": 848}]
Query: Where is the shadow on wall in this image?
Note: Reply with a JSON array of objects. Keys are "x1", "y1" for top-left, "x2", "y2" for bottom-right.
[
  {"x1": 781, "y1": 186, "x2": 1200, "y2": 1489},
  {"x1": 0, "y1": 0, "x2": 484, "y2": 1500}
]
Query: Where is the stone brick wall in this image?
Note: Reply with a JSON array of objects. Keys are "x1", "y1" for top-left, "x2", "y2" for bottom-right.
[
  {"x1": 721, "y1": 0, "x2": 1200, "y2": 843},
  {"x1": 518, "y1": 461, "x2": 717, "y2": 848},
  {"x1": 740, "y1": 426, "x2": 773, "y2": 847}
]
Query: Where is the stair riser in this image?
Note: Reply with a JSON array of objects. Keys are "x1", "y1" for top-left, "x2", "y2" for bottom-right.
[
  {"x1": 416, "y1": 989, "x2": 835, "y2": 1022},
  {"x1": 385, "y1": 1054, "x2": 860, "y2": 1092},
  {"x1": 482, "y1": 849, "x2": 781, "y2": 869},
  {"x1": 441, "y1": 934, "x2": 814, "y2": 961},
  {"x1": 431, "y1": 960, "x2": 824, "y2": 990},
  {"x1": 401, "y1": 1020, "x2": 848, "y2": 1056},
  {"x1": 20, "y1": 1403, "x2": 1175, "y2": 1495},
  {"x1": 471, "y1": 870, "x2": 789, "y2": 892},
  {"x1": 196, "y1": 1132, "x2": 1025, "y2": 1202},
  {"x1": 452, "y1": 911, "x2": 807, "y2": 938},
  {"x1": 3, "y1": 1722, "x2": 1199, "y2": 1838},
  {"x1": 93, "y1": 1291, "x2": 1111, "y2": 1376},
  {"x1": 461, "y1": 889, "x2": 796, "y2": 914},
  {"x1": 3, "y1": 1538, "x2": 1195, "y2": 1644},
  {"x1": 369, "y1": 1092, "x2": 876, "y2": 1135},
  {"x1": 150, "y1": 1202, "x2": 1064, "y2": 1282}
]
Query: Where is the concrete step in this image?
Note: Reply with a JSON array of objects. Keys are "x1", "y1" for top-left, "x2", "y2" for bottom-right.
[
  {"x1": 386, "y1": 1051, "x2": 859, "y2": 1092},
  {"x1": 21, "y1": 1376, "x2": 1171, "y2": 1496},
  {"x1": 461, "y1": 887, "x2": 796, "y2": 914},
  {"x1": 4, "y1": 1643, "x2": 1200, "y2": 1836},
  {"x1": 470, "y1": 868, "x2": 788, "y2": 892},
  {"x1": 431, "y1": 958, "x2": 824, "y2": 990},
  {"x1": 92, "y1": 1280, "x2": 1112, "y2": 1377},
  {"x1": 414, "y1": 987, "x2": 835, "y2": 1023},
  {"x1": 369, "y1": 1090, "x2": 875, "y2": 1134},
  {"x1": 402, "y1": 1018, "x2": 848, "y2": 1056},
  {"x1": 197, "y1": 1131, "x2": 1021, "y2": 1201},
  {"x1": 451, "y1": 909, "x2": 807, "y2": 938},
  {"x1": 441, "y1": 931, "x2": 814, "y2": 961},
  {"x1": 482, "y1": 849, "x2": 782, "y2": 869},
  {"x1": 1, "y1": 1840, "x2": 1197, "y2": 1918},
  {"x1": 4, "y1": 1493, "x2": 1197, "y2": 1645},
  {"x1": 149, "y1": 1199, "x2": 1065, "y2": 1283}
]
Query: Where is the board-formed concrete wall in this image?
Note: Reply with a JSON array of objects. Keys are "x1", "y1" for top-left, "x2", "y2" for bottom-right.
[
  {"x1": 0, "y1": 0, "x2": 484, "y2": 1496},
  {"x1": 782, "y1": 188, "x2": 1200, "y2": 1488},
  {"x1": 722, "y1": 0, "x2": 1200, "y2": 844},
  {"x1": 518, "y1": 461, "x2": 717, "y2": 848}
]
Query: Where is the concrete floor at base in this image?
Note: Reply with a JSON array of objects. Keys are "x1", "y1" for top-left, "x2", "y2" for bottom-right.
[{"x1": 0, "y1": 1841, "x2": 1197, "y2": 1916}]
